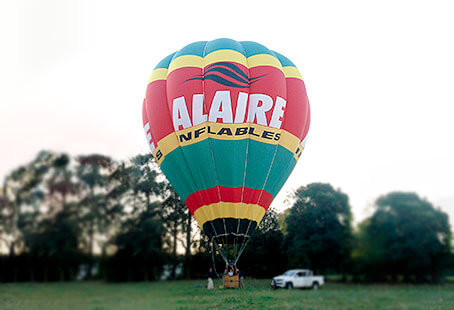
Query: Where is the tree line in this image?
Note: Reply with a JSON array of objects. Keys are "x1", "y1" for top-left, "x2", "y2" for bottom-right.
[{"x1": 0, "y1": 151, "x2": 452, "y2": 283}]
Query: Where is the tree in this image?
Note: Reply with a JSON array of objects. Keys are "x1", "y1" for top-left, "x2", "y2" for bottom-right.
[
  {"x1": 241, "y1": 208, "x2": 287, "y2": 278},
  {"x1": 183, "y1": 213, "x2": 192, "y2": 278},
  {"x1": 106, "y1": 202, "x2": 165, "y2": 281},
  {"x1": 0, "y1": 151, "x2": 52, "y2": 259},
  {"x1": 0, "y1": 151, "x2": 56, "y2": 281},
  {"x1": 160, "y1": 184, "x2": 187, "y2": 279},
  {"x1": 355, "y1": 192, "x2": 451, "y2": 283},
  {"x1": 0, "y1": 186, "x2": 12, "y2": 253},
  {"x1": 17, "y1": 152, "x2": 84, "y2": 281},
  {"x1": 129, "y1": 154, "x2": 162, "y2": 209},
  {"x1": 46, "y1": 153, "x2": 79, "y2": 211},
  {"x1": 20, "y1": 203, "x2": 82, "y2": 281},
  {"x1": 76, "y1": 154, "x2": 114, "y2": 278},
  {"x1": 104, "y1": 154, "x2": 165, "y2": 281},
  {"x1": 284, "y1": 183, "x2": 353, "y2": 274}
]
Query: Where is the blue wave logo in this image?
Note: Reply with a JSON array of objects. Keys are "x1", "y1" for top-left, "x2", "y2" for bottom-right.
[{"x1": 184, "y1": 62, "x2": 265, "y2": 88}]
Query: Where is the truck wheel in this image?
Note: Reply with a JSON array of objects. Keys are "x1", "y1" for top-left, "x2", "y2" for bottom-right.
[
  {"x1": 285, "y1": 282, "x2": 293, "y2": 289},
  {"x1": 312, "y1": 282, "x2": 319, "y2": 290}
]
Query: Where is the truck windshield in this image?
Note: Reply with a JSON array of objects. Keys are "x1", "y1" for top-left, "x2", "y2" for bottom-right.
[{"x1": 283, "y1": 271, "x2": 296, "y2": 276}]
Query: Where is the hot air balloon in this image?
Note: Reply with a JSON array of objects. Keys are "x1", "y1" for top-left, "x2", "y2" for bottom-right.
[{"x1": 142, "y1": 38, "x2": 310, "y2": 267}]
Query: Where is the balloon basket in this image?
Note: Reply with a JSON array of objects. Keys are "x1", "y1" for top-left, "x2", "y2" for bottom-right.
[{"x1": 223, "y1": 274, "x2": 241, "y2": 289}]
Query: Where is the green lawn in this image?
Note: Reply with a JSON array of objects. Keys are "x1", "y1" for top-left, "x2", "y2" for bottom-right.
[{"x1": 1, "y1": 280, "x2": 454, "y2": 310}]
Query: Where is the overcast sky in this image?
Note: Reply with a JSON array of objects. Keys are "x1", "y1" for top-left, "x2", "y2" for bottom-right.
[{"x1": 1, "y1": 0, "x2": 453, "y2": 224}]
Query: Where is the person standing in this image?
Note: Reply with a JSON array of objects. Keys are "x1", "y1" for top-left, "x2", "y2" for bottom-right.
[
  {"x1": 207, "y1": 267, "x2": 215, "y2": 290},
  {"x1": 237, "y1": 266, "x2": 244, "y2": 288}
]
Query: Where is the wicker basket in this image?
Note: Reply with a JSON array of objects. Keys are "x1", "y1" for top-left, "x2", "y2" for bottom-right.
[{"x1": 223, "y1": 274, "x2": 240, "y2": 288}]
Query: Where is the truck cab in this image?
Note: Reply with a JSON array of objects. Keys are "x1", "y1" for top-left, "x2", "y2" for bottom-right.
[{"x1": 271, "y1": 269, "x2": 324, "y2": 289}]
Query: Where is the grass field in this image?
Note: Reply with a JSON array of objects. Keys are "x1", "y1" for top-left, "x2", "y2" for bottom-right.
[{"x1": 1, "y1": 280, "x2": 454, "y2": 310}]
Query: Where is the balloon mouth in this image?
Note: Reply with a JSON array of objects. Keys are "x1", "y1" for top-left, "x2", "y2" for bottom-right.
[
  {"x1": 213, "y1": 233, "x2": 250, "y2": 245},
  {"x1": 202, "y1": 217, "x2": 259, "y2": 243}
]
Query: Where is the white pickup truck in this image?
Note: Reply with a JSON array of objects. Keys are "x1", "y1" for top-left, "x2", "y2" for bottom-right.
[{"x1": 271, "y1": 269, "x2": 324, "y2": 290}]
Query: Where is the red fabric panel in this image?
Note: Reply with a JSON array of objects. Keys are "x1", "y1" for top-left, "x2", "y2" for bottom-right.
[
  {"x1": 185, "y1": 186, "x2": 273, "y2": 215},
  {"x1": 281, "y1": 78, "x2": 310, "y2": 140},
  {"x1": 145, "y1": 80, "x2": 174, "y2": 142}
]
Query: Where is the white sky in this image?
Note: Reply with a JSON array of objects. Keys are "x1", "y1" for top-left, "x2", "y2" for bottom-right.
[{"x1": 1, "y1": 0, "x2": 453, "y2": 225}]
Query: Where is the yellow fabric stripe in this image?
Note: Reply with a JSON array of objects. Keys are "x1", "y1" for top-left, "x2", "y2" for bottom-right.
[
  {"x1": 280, "y1": 131, "x2": 301, "y2": 158},
  {"x1": 283, "y1": 66, "x2": 303, "y2": 80},
  {"x1": 203, "y1": 50, "x2": 247, "y2": 67},
  {"x1": 168, "y1": 55, "x2": 203, "y2": 73},
  {"x1": 152, "y1": 122, "x2": 302, "y2": 165},
  {"x1": 148, "y1": 68, "x2": 168, "y2": 83},
  {"x1": 148, "y1": 55, "x2": 304, "y2": 84},
  {"x1": 193, "y1": 202, "x2": 266, "y2": 227},
  {"x1": 162, "y1": 52, "x2": 285, "y2": 76},
  {"x1": 153, "y1": 133, "x2": 178, "y2": 159},
  {"x1": 247, "y1": 54, "x2": 283, "y2": 70},
  {"x1": 294, "y1": 144, "x2": 305, "y2": 161}
]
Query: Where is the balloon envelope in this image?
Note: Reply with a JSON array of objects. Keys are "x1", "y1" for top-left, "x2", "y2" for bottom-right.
[{"x1": 142, "y1": 38, "x2": 310, "y2": 244}]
